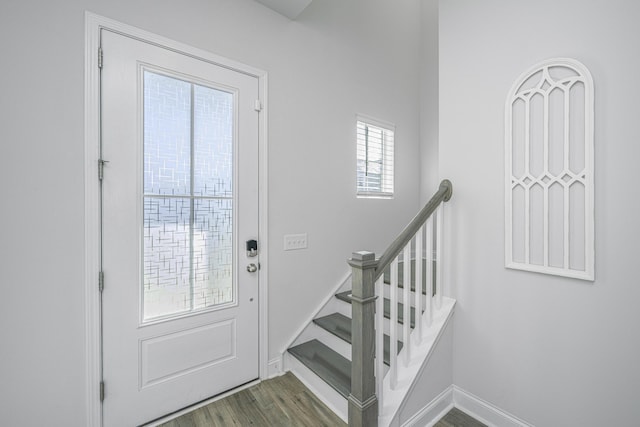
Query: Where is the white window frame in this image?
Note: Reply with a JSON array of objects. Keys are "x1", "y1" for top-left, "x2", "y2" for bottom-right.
[{"x1": 356, "y1": 114, "x2": 395, "y2": 199}]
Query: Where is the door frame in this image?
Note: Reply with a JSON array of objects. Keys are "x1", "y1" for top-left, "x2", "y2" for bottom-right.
[{"x1": 84, "y1": 12, "x2": 269, "y2": 426}]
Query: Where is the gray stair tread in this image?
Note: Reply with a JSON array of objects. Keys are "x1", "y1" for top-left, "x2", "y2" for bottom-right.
[
  {"x1": 313, "y1": 313, "x2": 403, "y2": 365},
  {"x1": 313, "y1": 313, "x2": 352, "y2": 343},
  {"x1": 383, "y1": 259, "x2": 432, "y2": 295},
  {"x1": 335, "y1": 291, "x2": 416, "y2": 328},
  {"x1": 288, "y1": 339, "x2": 351, "y2": 398}
]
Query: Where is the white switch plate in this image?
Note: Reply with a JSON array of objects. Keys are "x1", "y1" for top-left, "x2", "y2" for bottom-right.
[{"x1": 284, "y1": 233, "x2": 307, "y2": 251}]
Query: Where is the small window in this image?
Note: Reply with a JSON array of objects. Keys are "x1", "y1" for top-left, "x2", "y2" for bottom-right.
[{"x1": 356, "y1": 116, "x2": 394, "y2": 198}]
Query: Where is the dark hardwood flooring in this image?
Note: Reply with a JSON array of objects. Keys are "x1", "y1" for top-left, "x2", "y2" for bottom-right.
[
  {"x1": 435, "y1": 407, "x2": 487, "y2": 427},
  {"x1": 158, "y1": 372, "x2": 346, "y2": 427},
  {"x1": 157, "y1": 372, "x2": 485, "y2": 427}
]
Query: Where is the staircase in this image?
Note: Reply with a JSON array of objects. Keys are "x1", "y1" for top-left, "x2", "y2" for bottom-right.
[
  {"x1": 284, "y1": 180, "x2": 455, "y2": 426},
  {"x1": 286, "y1": 265, "x2": 415, "y2": 400}
]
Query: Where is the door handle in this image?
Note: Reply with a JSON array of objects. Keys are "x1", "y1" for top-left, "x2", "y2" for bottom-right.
[{"x1": 247, "y1": 263, "x2": 258, "y2": 273}]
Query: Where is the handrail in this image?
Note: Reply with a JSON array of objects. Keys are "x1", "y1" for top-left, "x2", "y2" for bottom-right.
[
  {"x1": 348, "y1": 179, "x2": 453, "y2": 426},
  {"x1": 373, "y1": 179, "x2": 453, "y2": 282}
]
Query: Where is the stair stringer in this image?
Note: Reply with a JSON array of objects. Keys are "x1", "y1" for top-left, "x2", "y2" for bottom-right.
[
  {"x1": 281, "y1": 271, "x2": 352, "y2": 355},
  {"x1": 380, "y1": 297, "x2": 456, "y2": 427},
  {"x1": 282, "y1": 271, "x2": 353, "y2": 424}
]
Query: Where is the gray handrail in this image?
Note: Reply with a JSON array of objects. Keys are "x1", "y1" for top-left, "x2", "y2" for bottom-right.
[{"x1": 373, "y1": 179, "x2": 453, "y2": 282}]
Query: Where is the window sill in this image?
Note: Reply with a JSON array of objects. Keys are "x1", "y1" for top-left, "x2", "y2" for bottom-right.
[{"x1": 356, "y1": 192, "x2": 394, "y2": 200}]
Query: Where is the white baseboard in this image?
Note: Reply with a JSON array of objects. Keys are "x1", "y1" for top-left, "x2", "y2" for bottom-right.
[
  {"x1": 267, "y1": 356, "x2": 284, "y2": 378},
  {"x1": 453, "y1": 386, "x2": 534, "y2": 427},
  {"x1": 400, "y1": 385, "x2": 535, "y2": 427},
  {"x1": 401, "y1": 386, "x2": 454, "y2": 427}
]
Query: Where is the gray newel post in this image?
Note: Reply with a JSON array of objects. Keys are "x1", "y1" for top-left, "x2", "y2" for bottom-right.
[{"x1": 348, "y1": 251, "x2": 378, "y2": 427}]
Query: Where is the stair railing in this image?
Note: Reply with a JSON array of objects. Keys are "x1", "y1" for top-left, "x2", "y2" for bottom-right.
[{"x1": 348, "y1": 179, "x2": 453, "y2": 426}]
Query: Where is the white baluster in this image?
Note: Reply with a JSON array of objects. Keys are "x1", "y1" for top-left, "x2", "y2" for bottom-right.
[
  {"x1": 402, "y1": 245, "x2": 411, "y2": 366},
  {"x1": 426, "y1": 216, "x2": 433, "y2": 327},
  {"x1": 390, "y1": 259, "x2": 398, "y2": 390},
  {"x1": 436, "y1": 204, "x2": 444, "y2": 309},
  {"x1": 414, "y1": 225, "x2": 424, "y2": 344}
]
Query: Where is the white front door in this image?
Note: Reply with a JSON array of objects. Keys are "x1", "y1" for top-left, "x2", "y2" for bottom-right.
[{"x1": 100, "y1": 30, "x2": 260, "y2": 426}]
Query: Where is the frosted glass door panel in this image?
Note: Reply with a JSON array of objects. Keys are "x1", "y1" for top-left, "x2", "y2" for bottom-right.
[
  {"x1": 194, "y1": 85, "x2": 233, "y2": 197},
  {"x1": 143, "y1": 70, "x2": 235, "y2": 322},
  {"x1": 144, "y1": 73, "x2": 191, "y2": 196},
  {"x1": 143, "y1": 197, "x2": 191, "y2": 320},
  {"x1": 192, "y1": 198, "x2": 233, "y2": 311}
]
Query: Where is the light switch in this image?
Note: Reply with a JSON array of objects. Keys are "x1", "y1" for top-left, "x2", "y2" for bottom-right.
[{"x1": 284, "y1": 233, "x2": 307, "y2": 251}]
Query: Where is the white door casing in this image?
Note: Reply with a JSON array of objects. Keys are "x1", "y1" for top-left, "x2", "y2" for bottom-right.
[{"x1": 97, "y1": 27, "x2": 265, "y2": 426}]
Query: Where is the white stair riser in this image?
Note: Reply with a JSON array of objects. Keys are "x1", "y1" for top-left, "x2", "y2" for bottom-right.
[
  {"x1": 383, "y1": 285, "x2": 430, "y2": 305},
  {"x1": 334, "y1": 296, "x2": 424, "y2": 338},
  {"x1": 291, "y1": 297, "x2": 354, "y2": 348},
  {"x1": 284, "y1": 352, "x2": 348, "y2": 422},
  {"x1": 311, "y1": 324, "x2": 352, "y2": 362},
  {"x1": 335, "y1": 298, "x2": 352, "y2": 318},
  {"x1": 309, "y1": 324, "x2": 395, "y2": 377}
]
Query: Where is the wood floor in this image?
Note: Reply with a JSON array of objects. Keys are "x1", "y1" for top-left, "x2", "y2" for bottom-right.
[
  {"x1": 157, "y1": 372, "x2": 485, "y2": 427},
  {"x1": 158, "y1": 372, "x2": 346, "y2": 427},
  {"x1": 435, "y1": 407, "x2": 487, "y2": 427}
]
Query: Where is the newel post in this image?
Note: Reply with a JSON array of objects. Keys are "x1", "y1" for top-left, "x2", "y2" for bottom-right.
[{"x1": 348, "y1": 251, "x2": 378, "y2": 427}]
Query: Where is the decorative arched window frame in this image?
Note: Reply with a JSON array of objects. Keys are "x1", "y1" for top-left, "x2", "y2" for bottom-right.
[{"x1": 505, "y1": 58, "x2": 594, "y2": 281}]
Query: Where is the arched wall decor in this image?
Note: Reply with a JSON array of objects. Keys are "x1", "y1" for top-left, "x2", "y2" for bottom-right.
[{"x1": 505, "y1": 58, "x2": 594, "y2": 280}]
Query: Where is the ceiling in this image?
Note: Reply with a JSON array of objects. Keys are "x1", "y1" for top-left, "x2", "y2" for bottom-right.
[{"x1": 254, "y1": 0, "x2": 313, "y2": 19}]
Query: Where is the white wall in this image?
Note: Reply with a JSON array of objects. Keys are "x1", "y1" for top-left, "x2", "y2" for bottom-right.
[
  {"x1": 439, "y1": 1, "x2": 640, "y2": 425},
  {"x1": 420, "y1": 0, "x2": 440, "y2": 201},
  {"x1": 0, "y1": 0, "x2": 422, "y2": 424}
]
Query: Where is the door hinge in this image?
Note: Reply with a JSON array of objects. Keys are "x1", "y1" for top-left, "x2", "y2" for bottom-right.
[
  {"x1": 98, "y1": 271, "x2": 104, "y2": 293},
  {"x1": 98, "y1": 47, "x2": 103, "y2": 69},
  {"x1": 100, "y1": 381, "x2": 105, "y2": 402},
  {"x1": 254, "y1": 100, "x2": 262, "y2": 112},
  {"x1": 98, "y1": 159, "x2": 108, "y2": 181}
]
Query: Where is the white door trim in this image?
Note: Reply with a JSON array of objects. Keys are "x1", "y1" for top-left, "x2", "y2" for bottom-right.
[{"x1": 84, "y1": 12, "x2": 269, "y2": 426}]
